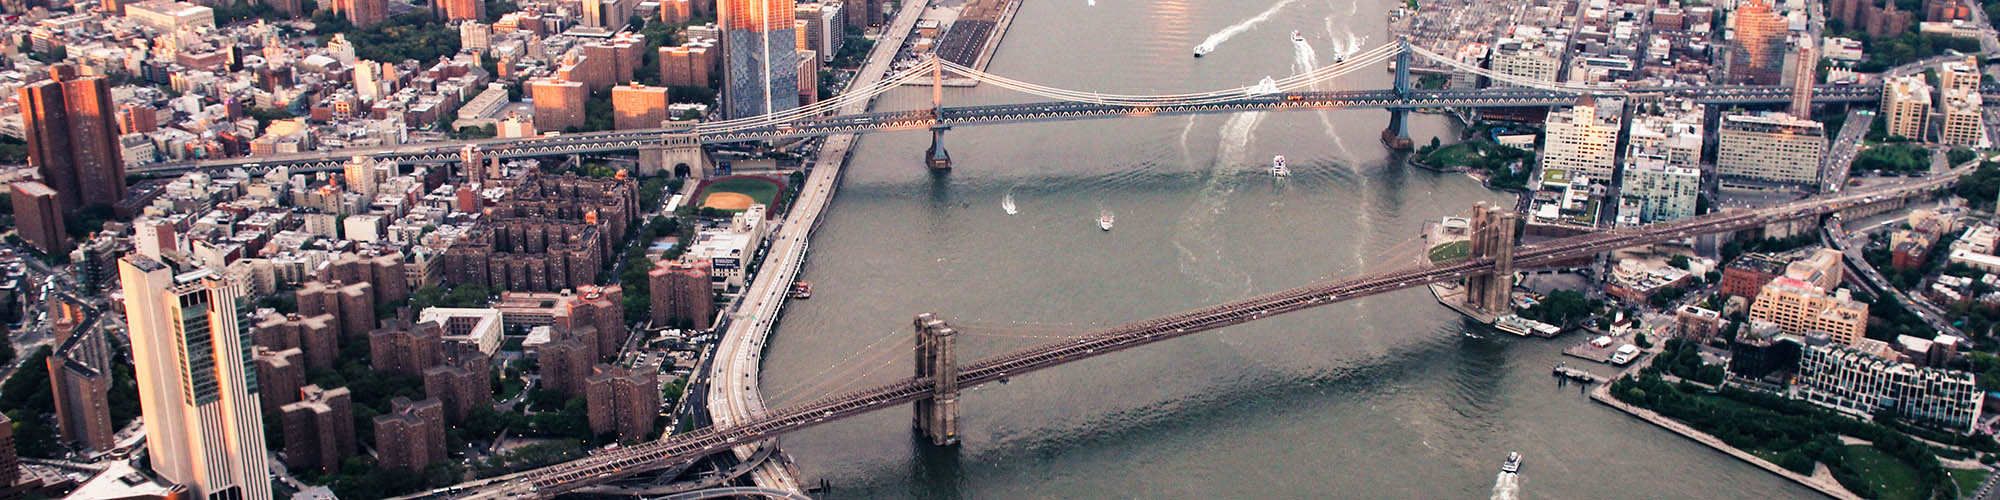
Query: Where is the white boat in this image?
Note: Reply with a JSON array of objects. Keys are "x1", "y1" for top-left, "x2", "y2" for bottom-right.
[
  {"x1": 1098, "y1": 213, "x2": 1115, "y2": 231},
  {"x1": 1292, "y1": 30, "x2": 1305, "y2": 43},
  {"x1": 1271, "y1": 155, "x2": 1290, "y2": 177},
  {"x1": 1002, "y1": 193, "x2": 1018, "y2": 215},
  {"x1": 1493, "y1": 314, "x2": 1533, "y2": 336},
  {"x1": 1501, "y1": 452, "x2": 1522, "y2": 473},
  {"x1": 1247, "y1": 76, "x2": 1279, "y2": 95},
  {"x1": 1193, "y1": 44, "x2": 1212, "y2": 57}
]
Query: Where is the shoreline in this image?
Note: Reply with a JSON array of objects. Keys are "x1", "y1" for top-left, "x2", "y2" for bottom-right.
[
  {"x1": 1587, "y1": 379, "x2": 1862, "y2": 499},
  {"x1": 704, "y1": 0, "x2": 933, "y2": 492},
  {"x1": 907, "y1": 0, "x2": 1022, "y2": 87}
]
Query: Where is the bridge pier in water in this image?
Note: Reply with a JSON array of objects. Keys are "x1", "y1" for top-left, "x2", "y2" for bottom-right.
[
  {"x1": 926, "y1": 127, "x2": 953, "y2": 170},
  {"x1": 913, "y1": 313, "x2": 960, "y2": 446},
  {"x1": 1465, "y1": 202, "x2": 1518, "y2": 315},
  {"x1": 1382, "y1": 37, "x2": 1415, "y2": 150},
  {"x1": 925, "y1": 55, "x2": 953, "y2": 170}
]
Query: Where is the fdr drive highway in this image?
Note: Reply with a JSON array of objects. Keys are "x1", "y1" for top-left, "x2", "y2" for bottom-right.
[{"x1": 391, "y1": 148, "x2": 1962, "y2": 500}]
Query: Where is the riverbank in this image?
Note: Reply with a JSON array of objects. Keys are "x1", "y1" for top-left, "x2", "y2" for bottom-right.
[
  {"x1": 1589, "y1": 377, "x2": 1862, "y2": 499},
  {"x1": 701, "y1": 0, "x2": 932, "y2": 492},
  {"x1": 906, "y1": 0, "x2": 1022, "y2": 87}
]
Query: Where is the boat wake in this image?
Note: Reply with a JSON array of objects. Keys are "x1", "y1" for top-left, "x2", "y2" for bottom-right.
[
  {"x1": 1195, "y1": 0, "x2": 1299, "y2": 56},
  {"x1": 1490, "y1": 472, "x2": 1520, "y2": 500},
  {"x1": 1173, "y1": 111, "x2": 1263, "y2": 300},
  {"x1": 1294, "y1": 33, "x2": 1348, "y2": 157}
]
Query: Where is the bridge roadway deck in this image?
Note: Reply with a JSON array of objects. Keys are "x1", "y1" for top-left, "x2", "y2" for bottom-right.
[
  {"x1": 390, "y1": 158, "x2": 1959, "y2": 500},
  {"x1": 139, "y1": 85, "x2": 1893, "y2": 176}
]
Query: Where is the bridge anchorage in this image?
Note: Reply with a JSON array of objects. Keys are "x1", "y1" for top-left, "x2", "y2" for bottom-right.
[
  {"x1": 1382, "y1": 38, "x2": 1418, "y2": 150},
  {"x1": 927, "y1": 55, "x2": 954, "y2": 170},
  {"x1": 913, "y1": 313, "x2": 961, "y2": 446},
  {"x1": 1464, "y1": 202, "x2": 1518, "y2": 315}
]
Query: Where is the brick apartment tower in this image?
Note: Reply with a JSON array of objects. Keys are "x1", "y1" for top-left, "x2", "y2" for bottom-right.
[
  {"x1": 280, "y1": 385, "x2": 355, "y2": 473},
  {"x1": 10, "y1": 182, "x2": 69, "y2": 256},
  {"x1": 20, "y1": 65, "x2": 124, "y2": 211}
]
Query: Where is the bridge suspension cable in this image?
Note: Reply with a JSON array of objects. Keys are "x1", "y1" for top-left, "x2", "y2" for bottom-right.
[
  {"x1": 935, "y1": 42, "x2": 1401, "y2": 107},
  {"x1": 694, "y1": 58, "x2": 944, "y2": 134},
  {"x1": 1404, "y1": 45, "x2": 1627, "y2": 95}
]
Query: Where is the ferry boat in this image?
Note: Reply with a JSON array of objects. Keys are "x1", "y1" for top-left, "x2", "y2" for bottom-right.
[
  {"x1": 1493, "y1": 314, "x2": 1560, "y2": 337},
  {"x1": 1292, "y1": 30, "x2": 1305, "y2": 43},
  {"x1": 1098, "y1": 213, "x2": 1115, "y2": 231},
  {"x1": 1193, "y1": 44, "x2": 1212, "y2": 57},
  {"x1": 1501, "y1": 452, "x2": 1522, "y2": 473},
  {"x1": 1271, "y1": 155, "x2": 1290, "y2": 177},
  {"x1": 789, "y1": 281, "x2": 812, "y2": 300}
]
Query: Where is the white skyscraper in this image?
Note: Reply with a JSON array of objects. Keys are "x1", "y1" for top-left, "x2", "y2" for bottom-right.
[{"x1": 119, "y1": 256, "x2": 271, "y2": 500}]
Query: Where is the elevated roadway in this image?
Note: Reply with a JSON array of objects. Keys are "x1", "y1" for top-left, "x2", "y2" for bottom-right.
[
  {"x1": 390, "y1": 153, "x2": 1960, "y2": 500},
  {"x1": 136, "y1": 84, "x2": 1892, "y2": 176}
]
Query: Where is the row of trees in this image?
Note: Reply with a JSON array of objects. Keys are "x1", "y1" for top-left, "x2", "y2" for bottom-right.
[
  {"x1": 1853, "y1": 144, "x2": 1934, "y2": 175},
  {"x1": 1612, "y1": 375, "x2": 1964, "y2": 499}
]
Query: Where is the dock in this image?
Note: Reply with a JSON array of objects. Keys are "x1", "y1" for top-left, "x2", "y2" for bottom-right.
[
  {"x1": 1552, "y1": 364, "x2": 1605, "y2": 384},
  {"x1": 1562, "y1": 338, "x2": 1622, "y2": 363}
]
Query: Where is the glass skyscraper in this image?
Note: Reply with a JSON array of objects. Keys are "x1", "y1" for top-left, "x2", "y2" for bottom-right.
[{"x1": 721, "y1": 0, "x2": 801, "y2": 119}]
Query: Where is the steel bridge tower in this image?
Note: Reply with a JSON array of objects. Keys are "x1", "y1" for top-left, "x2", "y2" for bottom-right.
[
  {"x1": 926, "y1": 57, "x2": 954, "y2": 170},
  {"x1": 1465, "y1": 202, "x2": 1518, "y2": 315},
  {"x1": 913, "y1": 313, "x2": 960, "y2": 446},
  {"x1": 1382, "y1": 37, "x2": 1415, "y2": 150}
]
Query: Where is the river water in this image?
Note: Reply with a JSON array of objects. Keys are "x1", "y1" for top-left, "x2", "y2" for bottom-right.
[{"x1": 761, "y1": 0, "x2": 1821, "y2": 498}]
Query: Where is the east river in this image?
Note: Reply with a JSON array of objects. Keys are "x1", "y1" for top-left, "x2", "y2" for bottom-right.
[{"x1": 761, "y1": 0, "x2": 1821, "y2": 497}]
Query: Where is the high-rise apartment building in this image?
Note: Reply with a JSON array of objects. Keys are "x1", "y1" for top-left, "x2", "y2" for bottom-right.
[
  {"x1": 1941, "y1": 57, "x2": 1981, "y2": 94},
  {"x1": 10, "y1": 182, "x2": 68, "y2": 256},
  {"x1": 1883, "y1": 75, "x2": 1932, "y2": 141},
  {"x1": 1748, "y1": 277, "x2": 1869, "y2": 346},
  {"x1": 373, "y1": 397, "x2": 445, "y2": 474},
  {"x1": 1727, "y1": 0, "x2": 1788, "y2": 84},
  {"x1": 659, "y1": 41, "x2": 717, "y2": 88},
  {"x1": 1790, "y1": 40, "x2": 1815, "y2": 119},
  {"x1": 279, "y1": 385, "x2": 355, "y2": 473},
  {"x1": 334, "y1": 0, "x2": 385, "y2": 27},
  {"x1": 253, "y1": 313, "x2": 339, "y2": 371},
  {"x1": 423, "y1": 354, "x2": 490, "y2": 423},
  {"x1": 20, "y1": 66, "x2": 125, "y2": 211},
  {"x1": 369, "y1": 320, "x2": 445, "y2": 377},
  {"x1": 1941, "y1": 89, "x2": 1983, "y2": 147},
  {"x1": 1619, "y1": 159, "x2": 1701, "y2": 224},
  {"x1": 296, "y1": 280, "x2": 375, "y2": 338},
  {"x1": 650, "y1": 260, "x2": 714, "y2": 329},
  {"x1": 796, "y1": 2, "x2": 843, "y2": 62},
  {"x1": 435, "y1": 0, "x2": 481, "y2": 21},
  {"x1": 538, "y1": 329, "x2": 598, "y2": 399},
  {"x1": 612, "y1": 84, "x2": 671, "y2": 130},
  {"x1": 1538, "y1": 98, "x2": 1621, "y2": 183},
  {"x1": 530, "y1": 77, "x2": 588, "y2": 132},
  {"x1": 47, "y1": 323, "x2": 115, "y2": 453},
  {"x1": 1486, "y1": 29, "x2": 1563, "y2": 88},
  {"x1": 118, "y1": 256, "x2": 271, "y2": 500},
  {"x1": 253, "y1": 346, "x2": 306, "y2": 415},
  {"x1": 586, "y1": 356, "x2": 662, "y2": 443},
  {"x1": 1798, "y1": 336, "x2": 1982, "y2": 433},
  {"x1": 1716, "y1": 113, "x2": 1825, "y2": 185},
  {"x1": 720, "y1": 0, "x2": 802, "y2": 119}
]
